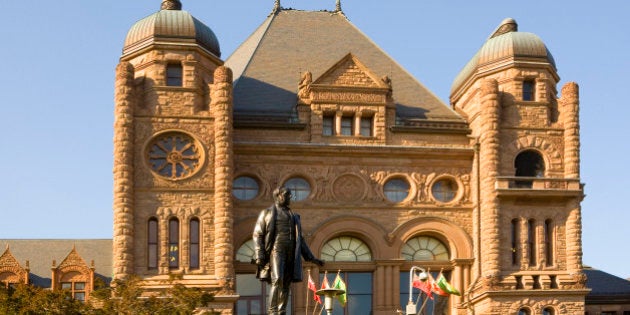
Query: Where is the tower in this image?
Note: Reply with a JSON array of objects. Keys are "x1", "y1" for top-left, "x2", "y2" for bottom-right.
[
  {"x1": 112, "y1": 0, "x2": 237, "y2": 306},
  {"x1": 451, "y1": 18, "x2": 586, "y2": 313}
]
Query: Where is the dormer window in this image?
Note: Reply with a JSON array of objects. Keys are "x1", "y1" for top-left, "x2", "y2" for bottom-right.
[
  {"x1": 323, "y1": 115, "x2": 335, "y2": 136},
  {"x1": 360, "y1": 116, "x2": 373, "y2": 137},
  {"x1": 166, "y1": 63, "x2": 183, "y2": 86},
  {"x1": 522, "y1": 80, "x2": 535, "y2": 101},
  {"x1": 340, "y1": 116, "x2": 353, "y2": 136}
]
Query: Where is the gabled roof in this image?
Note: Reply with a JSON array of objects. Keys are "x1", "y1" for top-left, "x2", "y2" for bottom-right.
[
  {"x1": 0, "y1": 239, "x2": 112, "y2": 287},
  {"x1": 225, "y1": 9, "x2": 461, "y2": 122}
]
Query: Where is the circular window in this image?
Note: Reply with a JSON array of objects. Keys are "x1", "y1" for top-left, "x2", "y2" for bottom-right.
[
  {"x1": 431, "y1": 178, "x2": 458, "y2": 203},
  {"x1": 383, "y1": 178, "x2": 410, "y2": 202},
  {"x1": 233, "y1": 176, "x2": 260, "y2": 200},
  {"x1": 401, "y1": 236, "x2": 449, "y2": 261},
  {"x1": 321, "y1": 236, "x2": 372, "y2": 262},
  {"x1": 284, "y1": 177, "x2": 311, "y2": 201},
  {"x1": 146, "y1": 131, "x2": 203, "y2": 180}
]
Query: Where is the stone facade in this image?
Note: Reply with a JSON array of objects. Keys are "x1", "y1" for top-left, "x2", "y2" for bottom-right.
[{"x1": 112, "y1": 3, "x2": 589, "y2": 315}]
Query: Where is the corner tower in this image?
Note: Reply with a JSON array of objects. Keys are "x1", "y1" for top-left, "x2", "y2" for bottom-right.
[
  {"x1": 113, "y1": 0, "x2": 236, "y2": 304},
  {"x1": 451, "y1": 19, "x2": 587, "y2": 313}
]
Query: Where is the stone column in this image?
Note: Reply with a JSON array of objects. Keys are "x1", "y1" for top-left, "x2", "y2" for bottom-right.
[
  {"x1": 112, "y1": 61, "x2": 136, "y2": 280},
  {"x1": 211, "y1": 66, "x2": 235, "y2": 292},
  {"x1": 560, "y1": 82, "x2": 580, "y2": 179},
  {"x1": 478, "y1": 78, "x2": 501, "y2": 278}
]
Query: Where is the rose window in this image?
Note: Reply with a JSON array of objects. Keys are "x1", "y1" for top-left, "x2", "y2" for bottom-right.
[{"x1": 146, "y1": 132, "x2": 203, "y2": 180}]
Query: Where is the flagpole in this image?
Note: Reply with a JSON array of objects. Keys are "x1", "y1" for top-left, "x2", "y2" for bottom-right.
[{"x1": 306, "y1": 268, "x2": 311, "y2": 315}]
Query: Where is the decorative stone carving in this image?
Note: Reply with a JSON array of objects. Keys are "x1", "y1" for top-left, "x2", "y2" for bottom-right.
[
  {"x1": 332, "y1": 174, "x2": 366, "y2": 203},
  {"x1": 297, "y1": 71, "x2": 312, "y2": 103}
]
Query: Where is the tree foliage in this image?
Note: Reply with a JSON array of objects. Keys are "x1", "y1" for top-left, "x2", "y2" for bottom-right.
[{"x1": 0, "y1": 275, "x2": 219, "y2": 315}]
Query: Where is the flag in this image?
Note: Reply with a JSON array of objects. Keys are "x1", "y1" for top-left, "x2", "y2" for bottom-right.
[
  {"x1": 321, "y1": 273, "x2": 330, "y2": 289},
  {"x1": 436, "y1": 273, "x2": 460, "y2": 296},
  {"x1": 308, "y1": 274, "x2": 322, "y2": 304},
  {"x1": 332, "y1": 273, "x2": 347, "y2": 307},
  {"x1": 412, "y1": 274, "x2": 433, "y2": 300},
  {"x1": 428, "y1": 273, "x2": 449, "y2": 297}
]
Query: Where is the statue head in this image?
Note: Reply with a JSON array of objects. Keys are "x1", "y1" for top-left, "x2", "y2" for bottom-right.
[{"x1": 273, "y1": 187, "x2": 292, "y2": 207}]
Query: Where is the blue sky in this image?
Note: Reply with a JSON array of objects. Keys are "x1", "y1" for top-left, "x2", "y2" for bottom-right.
[{"x1": 1, "y1": 1, "x2": 628, "y2": 278}]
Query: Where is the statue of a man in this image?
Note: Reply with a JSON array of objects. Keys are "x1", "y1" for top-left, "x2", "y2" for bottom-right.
[{"x1": 253, "y1": 187, "x2": 325, "y2": 315}]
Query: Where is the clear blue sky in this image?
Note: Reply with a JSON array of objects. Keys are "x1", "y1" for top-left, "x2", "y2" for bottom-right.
[{"x1": 1, "y1": 1, "x2": 628, "y2": 278}]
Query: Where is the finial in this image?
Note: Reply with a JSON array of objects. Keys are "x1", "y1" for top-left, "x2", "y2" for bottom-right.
[
  {"x1": 161, "y1": 0, "x2": 182, "y2": 11},
  {"x1": 489, "y1": 18, "x2": 518, "y2": 39},
  {"x1": 335, "y1": 0, "x2": 342, "y2": 12},
  {"x1": 272, "y1": 0, "x2": 281, "y2": 14}
]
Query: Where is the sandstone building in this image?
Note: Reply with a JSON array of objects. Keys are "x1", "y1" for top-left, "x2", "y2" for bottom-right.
[{"x1": 63, "y1": 0, "x2": 624, "y2": 314}]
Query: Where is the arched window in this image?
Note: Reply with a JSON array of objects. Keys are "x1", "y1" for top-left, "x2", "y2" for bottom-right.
[
  {"x1": 511, "y1": 219, "x2": 520, "y2": 266},
  {"x1": 401, "y1": 236, "x2": 449, "y2": 261},
  {"x1": 284, "y1": 177, "x2": 311, "y2": 201},
  {"x1": 384, "y1": 178, "x2": 410, "y2": 203},
  {"x1": 518, "y1": 308, "x2": 531, "y2": 315},
  {"x1": 148, "y1": 218, "x2": 158, "y2": 270},
  {"x1": 169, "y1": 218, "x2": 180, "y2": 269},
  {"x1": 321, "y1": 236, "x2": 372, "y2": 262},
  {"x1": 190, "y1": 218, "x2": 200, "y2": 269},
  {"x1": 528, "y1": 219, "x2": 536, "y2": 266},
  {"x1": 542, "y1": 307, "x2": 555, "y2": 315},
  {"x1": 514, "y1": 150, "x2": 545, "y2": 188},
  {"x1": 545, "y1": 219, "x2": 553, "y2": 266},
  {"x1": 236, "y1": 240, "x2": 256, "y2": 263}
]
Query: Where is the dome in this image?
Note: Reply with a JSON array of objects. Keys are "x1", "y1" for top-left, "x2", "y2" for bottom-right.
[
  {"x1": 451, "y1": 18, "x2": 555, "y2": 95},
  {"x1": 123, "y1": 0, "x2": 221, "y2": 57}
]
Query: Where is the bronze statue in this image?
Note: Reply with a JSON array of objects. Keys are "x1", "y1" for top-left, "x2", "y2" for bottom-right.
[{"x1": 253, "y1": 187, "x2": 325, "y2": 315}]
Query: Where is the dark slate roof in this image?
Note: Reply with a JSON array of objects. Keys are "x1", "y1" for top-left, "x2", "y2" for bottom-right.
[
  {"x1": 0, "y1": 239, "x2": 112, "y2": 288},
  {"x1": 225, "y1": 9, "x2": 462, "y2": 122},
  {"x1": 585, "y1": 267, "x2": 630, "y2": 296}
]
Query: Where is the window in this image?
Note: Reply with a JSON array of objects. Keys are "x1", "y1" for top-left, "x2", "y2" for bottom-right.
[
  {"x1": 146, "y1": 132, "x2": 202, "y2": 180},
  {"x1": 431, "y1": 178, "x2": 458, "y2": 203},
  {"x1": 169, "y1": 218, "x2": 180, "y2": 269},
  {"x1": 522, "y1": 80, "x2": 535, "y2": 101},
  {"x1": 384, "y1": 178, "x2": 410, "y2": 202},
  {"x1": 236, "y1": 240, "x2": 256, "y2": 263},
  {"x1": 340, "y1": 116, "x2": 353, "y2": 136},
  {"x1": 190, "y1": 218, "x2": 200, "y2": 269},
  {"x1": 545, "y1": 219, "x2": 553, "y2": 266},
  {"x1": 323, "y1": 115, "x2": 334, "y2": 136},
  {"x1": 321, "y1": 236, "x2": 372, "y2": 262},
  {"x1": 284, "y1": 177, "x2": 311, "y2": 201},
  {"x1": 359, "y1": 117, "x2": 373, "y2": 137},
  {"x1": 511, "y1": 219, "x2": 520, "y2": 266},
  {"x1": 542, "y1": 307, "x2": 555, "y2": 315},
  {"x1": 61, "y1": 281, "x2": 87, "y2": 301},
  {"x1": 528, "y1": 219, "x2": 536, "y2": 266},
  {"x1": 166, "y1": 63, "x2": 183, "y2": 86},
  {"x1": 401, "y1": 236, "x2": 449, "y2": 261},
  {"x1": 514, "y1": 150, "x2": 544, "y2": 188},
  {"x1": 233, "y1": 176, "x2": 259, "y2": 200},
  {"x1": 518, "y1": 308, "x2": 531, "y2": 315},
  {"x1": 321, "y1": 272, "x2": 371, "y2": 315},
  {"x1": 148, "y1": 218, "x2": 158, "y2": 269}
]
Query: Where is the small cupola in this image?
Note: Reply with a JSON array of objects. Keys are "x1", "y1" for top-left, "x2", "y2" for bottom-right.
[{"x1": 122, "y1": 0, "x2": 221, "y2": 58}]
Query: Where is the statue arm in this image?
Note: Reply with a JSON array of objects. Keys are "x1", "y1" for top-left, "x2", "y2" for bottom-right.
[{"x1": 252, "y1": 210, "x2": 267, "y2": 263}]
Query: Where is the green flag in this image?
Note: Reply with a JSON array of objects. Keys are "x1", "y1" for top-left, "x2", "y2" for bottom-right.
[
  {"x1": 333, "y1": 273, "x2": 347, "y2": 307},
  {"x1": 436, "y1": 273, "x2": 460, "y2": 296}
]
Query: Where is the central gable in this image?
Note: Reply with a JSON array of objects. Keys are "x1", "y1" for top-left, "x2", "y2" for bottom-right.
[{"x1": 314, "y1": 53, "x2": 387, "y2": 88}]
